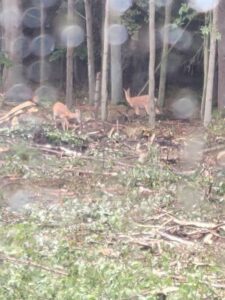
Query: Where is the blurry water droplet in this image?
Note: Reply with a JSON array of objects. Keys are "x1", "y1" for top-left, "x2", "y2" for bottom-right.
[
  {"x1": 12, "y1": 36, "x2": 31, "y2": 58},
  {"x1": 109, "y1": 0, "x2": 132, "y2": 13},
  {"x1": 167, "y1": 53, "x2": 182, "y2": 74},
  {"x1": 6, "y1": 84, "x2": 33, "y2": 102},
  {"x1": 0, "y1": 8, "x2": 22, "y2": 29},
  {"x1": 189, "y1": 0, "x2": 219, "y2": 12},
  {"x1": 156, "y1": 0, "x2": 173, "y2": 8},
  {"x1": 35, "y1": 85, "x2": 58, "y2": 102},
  {"x1": 181, "y1": 133, "x2": 205, "y2": 167},
  {"x1": 171, "y1": 96, "x2": 198, "y2": 119},
  {"x1": 31, "y1": 34, "x2": 55, "y2": 57},
  {"x1": 32, "y1": 0, "x2": 58, "y2": 8},
  {"x1": 61, "y1": 25, "x2": 84, "y2": 48},
  {"x1": 27, "y1": 61, "x2": 51, "y2": 82},
  {"x1": 23, "y1": 7, "x2": 42, "y2": 29},
  {"x1": 9, "y1": 64, "x2": 26, "y2": 85},
  {"x1": 175, "y1": 30, "x2": 192, "y2": 51},
  {"x1": 108, "y1": 24, "x2": 128, "y2": 45},
  {"x1": 161, "y1": 25, "x2": 192, "y2": 51}
]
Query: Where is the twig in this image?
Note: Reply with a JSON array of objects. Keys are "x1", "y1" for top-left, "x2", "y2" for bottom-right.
[
  {"x1": 171, "y1": 217, "x2": 225, "y2": 230},
  {"x1": 0, "y1": 253, "x2": 68, "y2": 276},
  {"x1": 203, "y1": 145, "x2": 225, "y2": 153},
  {"x1": 74, "y1": 169, "x2": 118, "y2": 177},
  {"x1": 158, "y1": 231, "x2": 194, "y2": 246}
]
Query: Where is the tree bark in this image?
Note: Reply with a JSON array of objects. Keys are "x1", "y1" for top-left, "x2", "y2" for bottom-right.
[
  {"x1": 110, "y1": 44, "x2": 122, "y2": 104},
  {"x1": 66, "y1": 0, "x2": 74, "y2": 108},
  {"x1": 217, "y1": 0, "x2": 225, "y2": 110},
  {"x1": 84, "y1": 0, "x2": 95, "y2": 104},
  {"x1": 201, "y1": 14, "x2": 209, "y2": 119},
  {"x1": 101, "y1": 0, "x2": 109, "y2": 121},
  {"x1": 148, "y1": 0, "x2": 156, "y2": 127},
  {"x1": 40, "y1": 1, "x2": 45, "y2": 84},
  {"x1": 158, "y1": 0, "x2": 173, "y2": 108},
  {"x1": 204, "y1": 6, "x2": 218, "y2": 127},
  {"x1": 2, "y1": 0, "x2": 22, "y2": 91}
]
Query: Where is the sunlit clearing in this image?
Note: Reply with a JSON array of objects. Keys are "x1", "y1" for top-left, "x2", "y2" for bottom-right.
[
  {"x1": 31, "y1": 34, "x2": 55, "y2": 57},
  {"x1": 108, "y1": 24, "x2": 128, "y2": 45},
  {"x1": 23, "y1": 7, "x2": 42, "y2": 29},
  {"x1": 171, "y1": 96, "x2": 199, "y2": 119},
  {"x1": 6, "y1": 84, "x2": 33, "y2": 102},
  {"x1": 12, "y1": 36, "x2": 31, "y2": 59},
  {"x1": 166, "y1": 53, "x2": 182, "y2": 74},
  {"x1": 189, "y1": 0, "x2": 219, "y2": 12},
  {"x1": 27, "y1": 61, "x2": 51, "y2": 83},
  {"x1": 161, "y1": 25, "x2": 192, "y2": 51},
  {"x1": 32, "y1": 0, "x2": 59, "y2": 8},
  {"x1": 0, "y1": 8, "x2": 22, "y2": 29},
  {"x1": 181, "y1": 133, "x2": 205, "y2": 167},
  {"x1": 156, "y1": 0, "x2": 173, "y2": 8},
  {"x1": 109, "y1": 0, "x2": 132, "y2": 13},
  {"x1": 35, "y1": 85, "x2": 58, "y2": 103},
  {"x1": 60, "y1": 25, "x2": 84, "y2": 48}
]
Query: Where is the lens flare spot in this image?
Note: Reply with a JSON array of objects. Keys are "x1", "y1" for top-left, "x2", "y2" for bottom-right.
[
  {"x1": 32, "y1": 0, "x2": 58, "y2": 8},
  {"x1": 12, "y1": 36, "x2": 31, "y2": 58},
  {"x1": 171, "y1": 96, "x2": 198, "y2": 119},
  {"x1": 0, "y1": 8, "x2": 22, "y2": 29},
  {"x1": 61, "y1": 25, "x2": 84, "y2": 48},
  {"x1": 23, "y1": 7, "x2": 42, "y2": 28},
  {"x1": 108, "y1": 24, "x2": 128, "y2": 45},
  {"x1": 109, "y1": 0, "x2": 132, "y2": 13},
  {"x1": 34, "y1": 85, "x2": 58, "y2": 103},
  {"x1": 189, "y1": 0, "x2": 219, "y2": 12},
  {"x1": 27, "y1": 61, "x2": 51, "y2": 83},
  {"x1": 6, "y1": 84, "x2": 33, "y2": 102},
  {"x1": 31, "y1": 34, "x2": 55, "y2": 57}
]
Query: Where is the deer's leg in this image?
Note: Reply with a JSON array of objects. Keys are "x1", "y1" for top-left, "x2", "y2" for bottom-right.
[
  {"x1": 145, "y1": 104, "x2": 150, "y2": 115},
  {"x1": 53, "y1": 115, "x2": 58, "y2": 129},
  {"x1": 61, "y1": 118, "x2": 68, "y2": 131},
  {"x1": 135, "y1": 106, "x2": 140, "y2": 115}
]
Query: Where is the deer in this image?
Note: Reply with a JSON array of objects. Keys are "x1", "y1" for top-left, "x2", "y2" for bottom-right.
[
  {"x1": 123, "y1": 88, "x2": 159, "y2": 116},
  {"x1": 52, "y1": 102, "x2": 81, "y2": 131}
]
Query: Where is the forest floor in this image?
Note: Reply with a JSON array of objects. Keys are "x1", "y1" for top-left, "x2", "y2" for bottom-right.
[{"x1": 0, "y1": 102, "x2": 225, "y2": 299}]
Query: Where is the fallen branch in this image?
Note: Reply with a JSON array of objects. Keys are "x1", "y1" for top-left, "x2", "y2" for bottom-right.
[
  {"x1": 0, "y1": 253, "x2": 68, "y2": 276},
  {"x1": 75, "y1": 169, "x2": 118, "y2": 177},
  {"x1": 203, "y1": 145, "x2": 225, "y2": 154},
  {"x1": 171, "y1": 217, "x2": 225, "y2": 230},
  {"x1": 158, "y1": 231, "x2": 194, "y2": 246},
  {"x1": 0, "y1": 101, "x2": 36, "y2": 124}
]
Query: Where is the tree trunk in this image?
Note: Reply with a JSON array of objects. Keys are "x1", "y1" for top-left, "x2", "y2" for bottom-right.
[
  {"x1": 158, "y1": 0, "x2": 173, "y2": 108},
  {"x1": 148, "y1": 0, "x2": 156, "y2": 127},
  {"x1": 204, "y1": 6, "x2": 218, "y2": 127},
  {"x1": 110, "y1": 44, "x2": 122, "y2": 104},
  {"x1": 40, "y1": 1, "x2": 45, "y2": 84},
  {"x1": 101, "y1": 0, "x2": 109, "y2": 121},
  {"x1": 84, "y1": 0, "x2": 95, "y2": 104},
  {"x1": 217, "y1": 0, "x2": 225, "y2": 110},
  {"x1": 66, "y1": 0, "x2": 74, "y2": 108},
  {"x1": 2, "y1": 0, "x2": 22, "y2": 91},
  {"x1": 201, "y1": 14, "x2": 210, "y2": 119},
  {"x1": 94, "y1": 72, "x2": 101, "y2": 118}
]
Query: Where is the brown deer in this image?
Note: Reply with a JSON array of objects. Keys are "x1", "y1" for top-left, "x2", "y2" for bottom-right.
[
  {"x1": 52, "y1": 102, "x2": 81, "y2": 131},
  {"x1": 124, "y1": 88, "x2": 159, "y2": 115}
]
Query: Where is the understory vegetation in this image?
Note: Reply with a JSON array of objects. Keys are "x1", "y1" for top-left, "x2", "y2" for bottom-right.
[{"x1": 0, "y1": 114, "x2": 224, "y2": 299}]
